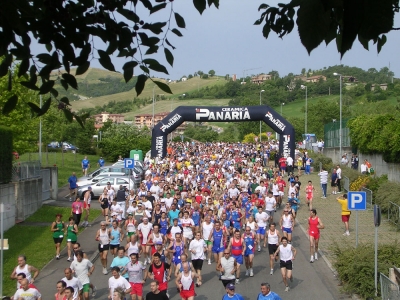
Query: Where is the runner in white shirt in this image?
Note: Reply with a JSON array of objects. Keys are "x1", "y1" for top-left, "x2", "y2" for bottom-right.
[
  {"x1": 13, "y1": 279, "x2": 41, "y2": 300},
  {"x1": 110, "y1": 199, "x2": 123, "y2": 221},
  {"x1": 108, "y1": 267, "x2": 131, "y2": 298},
  {"x1": 181, "y1": 211, "x2": 195, "y2": 247},
  {"x1": 150, "y1": 181, "x2": 161, "y2": 200},
  {"x1": 265, "y1": 191, "x2": 277, "y2": 223},
  {"x1": 189, "y1": 232, "x2": 207, "y2": 287},
  {"x1": 255, "y1": 181, "x2": 267, "y2": 197},
  {"x1": 69, "y1": 251, "x2": 95, "y2": 300},
  {"x1": 137, "y1": 218, "x2": 153, "y2": 265},
  {"x1": 201, "y1": 216, "x2": 214, "y2": 265},
  {"x1": 273, "y1": 237, "x2": 297, "y2": 292},
  {"x1": 62, "y1": 268, "x2": 83, "y2": 300},
  {"x1": 255, "y1": 206, "x2": 269, "y2": 251}
]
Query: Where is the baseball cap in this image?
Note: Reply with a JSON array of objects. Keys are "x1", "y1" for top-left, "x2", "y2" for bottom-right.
[
  {"x1": 88, "y1": 186, "x2": 92, "y2": 190},
  {"x1": 128, "y1": 212, "x2": 133, "y2": 216},
  {"x1": 226, "y1": 283, "x2": 235, "y2": 290},
  {"x1": 161, "y1": 199, "x2": 165, "y2": 203}
]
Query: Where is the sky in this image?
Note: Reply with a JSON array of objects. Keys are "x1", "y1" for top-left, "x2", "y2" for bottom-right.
[{"x1": 34, "y1": 1, "x2": 400, "y2": 81}]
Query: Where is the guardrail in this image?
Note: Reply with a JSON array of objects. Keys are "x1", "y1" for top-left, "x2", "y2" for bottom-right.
[{"x1": 380, "y1": 273, "x2": 399, "y2": 300}]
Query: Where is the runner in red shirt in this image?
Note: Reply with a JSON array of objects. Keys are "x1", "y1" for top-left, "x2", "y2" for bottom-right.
[
  {"x1": 308, "y1": 209, "x2": 324, "y2": 263},
  {"x1": 279, "y1": 156, "x2": 287, "y2": 177}
]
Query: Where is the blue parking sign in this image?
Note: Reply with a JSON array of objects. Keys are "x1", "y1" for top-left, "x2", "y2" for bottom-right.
[
  {"x1": 124, "y1": 158, "x2": 135, "y2": 169},
  {"x1": 347, "y1": 192, "x2": 367, "y2": 210}
]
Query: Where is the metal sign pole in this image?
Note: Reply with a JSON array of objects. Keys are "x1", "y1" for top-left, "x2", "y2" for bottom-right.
[
  {"x1": 374, "y1": 224, "x2": 378, "y2": 297},
  {"x1": 355, "y1": 211, "x2": 358, "y2": 248}
]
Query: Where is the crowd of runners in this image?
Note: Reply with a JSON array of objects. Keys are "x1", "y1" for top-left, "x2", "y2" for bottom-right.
[{"x1": 9, "y1": 141, "x2": 337, "y2": 300}]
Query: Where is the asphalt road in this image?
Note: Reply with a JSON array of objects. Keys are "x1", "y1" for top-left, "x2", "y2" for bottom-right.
[{"x1": 35, "y1": 197, "x2": 351, "y2": 300}]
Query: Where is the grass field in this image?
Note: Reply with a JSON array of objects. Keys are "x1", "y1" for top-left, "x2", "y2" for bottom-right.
[
  {"x1": 123, "y1": 98, "x2": 231, "y2": 119},
  {"x1": 278, "y1": 95, "x2": 338, "y2": 118},
  {"x1": 2, "y1": 205, "x2": 101, "y2": 297},
  {"x1": 70, "y1": 70, "x2": 226, "y2": 111},
  {"x1": 20, "y1": 152, "x2": 100, "y2": 188}
]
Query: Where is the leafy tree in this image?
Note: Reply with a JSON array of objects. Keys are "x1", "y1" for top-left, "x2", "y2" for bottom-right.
[
  {"x1": 202, "y1": 74, "x2": 209, "y2": 79},
  {"x1": 208, "y1": 70, "x2": 216, "y2": 77},
  {"x1": 188, "y1": 74, "x2": 193, "y2": 79},
  {"x1": 100, "y1": 124, "x2": 151, "y2": 161}
]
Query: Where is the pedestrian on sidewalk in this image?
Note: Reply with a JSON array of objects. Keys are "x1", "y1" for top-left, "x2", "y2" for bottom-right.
[
  {"x1": 256, "y1": 282, "x2": 282, "y2": 300},
  {"x1": 318, "y1": 167, "x2": 328, "y2": 198},
  {"x1": 331, "y1": 168, "x2": 338, "y2": 195},
  {"x1": 336, "y1": 165, "x2": 342, "y2": 193},
  {"x1": 68, "y1": 172, "x2": 78, "y2": 202},
  {"x1": 337, "y1": 194, "x2": 350, "y2": 236}
]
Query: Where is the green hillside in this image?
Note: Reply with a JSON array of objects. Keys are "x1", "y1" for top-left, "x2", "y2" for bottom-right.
[{"x1": 65, "y1": 68, "x2": 226, "y2": 111}]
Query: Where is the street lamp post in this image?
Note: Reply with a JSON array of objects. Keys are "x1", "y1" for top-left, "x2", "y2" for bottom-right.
[
  {"x1": 333, "y1": 73, "x2": 342, "y2": 158},
  {"x1": 259, "y1": 90, "x2": 265, "y2": 141},
  {"x1": 280, "y1": 102, "x2": 285, "y2": 115},
  {"x1": 301, "y1": 85, "x2": 308, "y2": 134},
  {"x1": 152, "y1": 86, "x2": 156, "y2": 129}
]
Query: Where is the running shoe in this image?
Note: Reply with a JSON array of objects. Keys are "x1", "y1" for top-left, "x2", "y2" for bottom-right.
[
  {"x1": 69, "y1": 198, "x2": 72, "y2": 202},
  {"x1": 235, "y1": 278, "x2": 240, "y2": 284},
  {"x1": 270, "y1": 269, "x2": 273, "y2": 275},
  {"x1": 92, "y1": 286, "x2": 97, "y2": 297},
  {"x1": 285, "y1": 286, "x2": 290, "y2": 292},
  {"x1": 102, "y1": 267, "x2": 108, "y2": 275},
  {"x1": 310, "y1": 255, "x2": 314, "y2": 263},
  {"x1": 67, "y1": 257, "x2": 71, "y2": 262},
  {"x1": 56, "y1": 255, "x2": 60, "y2": 260},
  {"x1": 208, "y1": 259, "x2": 211, "y2": 265},
  {"x1": 249, "y1": 268, "x2": 254, "y2": 277},
  {"x1": 257, "y1": 245, "x2": 261, "y2": 252},
  {"x1": 315, "y1": 253, "x2": 318, "y2": 260},
  {"x1": 143, "y1": 260, "x2": 147, "y2": 266},
  {"x1": 245, "y1": 269, "x2": 249, "y2": 276}
]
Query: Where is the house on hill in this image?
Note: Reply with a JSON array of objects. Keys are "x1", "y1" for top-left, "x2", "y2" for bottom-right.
[
  {"x1": 251, "y1": 74, "x2": 272, "y2": 84},
  {"x1": 93, "y1": 112, "x2": 124, "y2": 129},
  {"x1": 295, "y1": 75, "x2": 327, "y2": 83}
]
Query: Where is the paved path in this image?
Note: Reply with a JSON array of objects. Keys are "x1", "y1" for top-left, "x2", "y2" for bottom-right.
[{"x1": 34, "y1": 190, "x2": 352, "y2": 299}]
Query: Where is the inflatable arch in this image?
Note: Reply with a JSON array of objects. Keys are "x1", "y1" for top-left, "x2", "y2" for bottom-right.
[{"x1": 151, "y1": 106, "x2": 295, "y2": 159}]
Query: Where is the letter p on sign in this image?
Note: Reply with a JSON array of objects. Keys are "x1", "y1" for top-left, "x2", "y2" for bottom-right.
[
  {"x1": 124, "y1": 158, "x2": 135, "y2": 169},
  {"x1": 347, "y1": 192, "x2": 367, "y2": 210}
]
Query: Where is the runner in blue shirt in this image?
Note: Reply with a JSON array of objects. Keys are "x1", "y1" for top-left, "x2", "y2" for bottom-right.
[
  {"x1": 221, "y1": 283, "x2": 245, "y2": 300},
  {"x1": 68, "y1": 172, "x2": 78, "y2": 202},
  {"x1": 81, "y1": 156, "x2": 90, "y2": 176},
  {"x1": 97, "y1": 157, "x2": 105, "y2": 167},
  {"x1": 256, "y1": 282, "x2": 282, "y2": 300},
  {"x1": 212, "y1": 221, "x2": 226, "y2": 265}
]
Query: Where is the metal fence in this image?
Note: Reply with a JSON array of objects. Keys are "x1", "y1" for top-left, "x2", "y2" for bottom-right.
[
  {"x1": 343, "y1": 176, "x2": 350, "y2": 192},
  {"x1": 361, "y1": 187, "x2": 373, "y2": 210},
  {"x1": 11, "y1": 161, "x2": 41, "y2": 181},
  {"x1": 380, "y1": 273, "x2": 400, "y2": 300},
  {"x1": 388, "y1": 202, "x2": 400, "y2": 229},
  {"x1": 41, "y1": 169, "x2": 51, "y2": 201},
  {"x1": 324, "y1": 119, "x2": 351, "y2": 148}
]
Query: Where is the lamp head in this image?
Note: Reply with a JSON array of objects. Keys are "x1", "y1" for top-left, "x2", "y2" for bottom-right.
[
  {"x1": 333, "y1": 72, "x2": 340, "y2": 76},
  {"x1": 260, "y1": 90, "x2": 265, "y2": 92}
]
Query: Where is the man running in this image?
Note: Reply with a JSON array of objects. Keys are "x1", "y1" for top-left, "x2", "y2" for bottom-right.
[
  {"x1": 146, "y1": 253, "x2": 172, "y2": 297},
  {"x1": 267, "y1": 223, "x2": 281, "y2": 275},
  {"x1": 218, "y1": 250, "x2": 237, "y2": 288},
  {"x1": 242, "y1": 226, "x2": 256, "y2": 277},
  {"x1": 69, "y1": 250, "x2": 95, "y2": 300},
  {"x1": 279, "y1": 208, "x2": 294, "y2": 244},
  {"x1": 273, "y1": 237, "x2": 297, "y2": 292},
  {"x1": 81, "y1": 156, "x2": 90, "y2": 176},
  {"x1": 82, "y1": 187, "x2": 93, "y2": 227},
  {"x1": 123, "y1": 253, "x2": 146, "y2": 300},
  {"x1": 255, "y1": 206, "x2": 269, "y2": 251},
  {"x1": 61, "y1": 267, "x2": 83, "y2": 300},
  {"x1": 10, "y1": 255, "x2": 39, "y2": 288},
  {"x1": 257, "y1": 282, "x2": 282, "y2": 300},
  {"x1": 68, "y1": 172, "x2": 78, "y2": 202},
  {"x1": 210, "y1": 221, "x2": 226, "y2": 266},
  {"x1": 227, "y1": 230, "x2": 243, "y2": 283},
  {"x1": 308, "y1": 209, "x2": 325, "y2": 263},
  {"x1": 95, "y1": 221, "x2": 111, "y2": 275}
]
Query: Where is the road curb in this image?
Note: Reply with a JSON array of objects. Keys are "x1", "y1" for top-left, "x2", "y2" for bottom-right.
[{"x1": 297, "y1": 219, "x2": 361, "y2": 300}]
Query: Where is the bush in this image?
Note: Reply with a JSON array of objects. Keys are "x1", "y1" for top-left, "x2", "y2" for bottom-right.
[
  {"x1": 349, "y1": 175, "x2": 369, "y2": 191},
  {"x1": 308, "y1": 152, "x2": 333, "y2": 171},
  {"x1": 0, "y1": 126, "x2": 13, "y2": 183},
  {"x1": 331, "y1": 241, "x2": 400, "y2": 298},
  {"x1": 366, "y1": 174, "x2": 388, "y2": 204},
  {"x1": 374, "y1": 181, "x2": 400, "y2": 213},
  {"x1": 341, "y1": 166, "x2": 360, "y2": 185}
]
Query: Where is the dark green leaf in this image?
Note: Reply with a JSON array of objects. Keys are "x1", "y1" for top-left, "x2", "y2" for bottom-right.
[
  {"x1": 36, "y1": 53, "x2": 52, "y2": 65},
  {"x1": 207, "y1": 0, "x2": 219, "y2": 8},
  {"x1": 297, "y1": 0, "x2": 330, "y2": 54},
  {"x1": 141, "y1": 0, "x2": 153, "y2": 10},
  {"x1": 377, "y1": 35, "x2": 387, "y2": 53},
  {"x1": 339, "y1": 0, "x2": 362, "y2": 58},
  {"x1": 153, "y1": 80, "x2": 172, "y2": 94},
  {"x1": 358, "y1": 35, "x2": 369, "y2": 50},
  {"x1": 174, "y1": 13, "x2": 186, "y2": 28},
  {"x1": 166, "y1": 39, "x2": 176, "y2": 50},
  {"x1": 50, "y1": 88, "x2": 59, "y2": 98},
  {"x1": 76, "y1": 61, "x2": 90, "y2": 76},
  {"x1": 254, "y1": 18, "x2": 264, "y2": 26},
  {"x1": 0, "y1": 54, "x2": 12, "y2": 77},
  {"x1": 2, "y1": 95, "x2": 18, "y2": 114},
  {"x1": 39, "y1": 80, "x2": 55, "y2": 94},
  {"x1": 117, "y1": 8, "x2": 140, "y2": 22},
  {"x1": 171, "y1": 28, "x2": 183, "y2": 37},
  {"x1": 135, "y1": 74, "x2": 147, "y2": 96},
  {"x1": 27, "y1": 102, "x2": 42, "y2": 114},
  {"x1": 75, "y1": 115, "x2": 85, "y2": 128},
  {"x1": 45, "y1": 43, "x2": 52, "y2": 52},
  {"x1": 141, "y1": 22, "x2": 167, "y2": 34},
  {"x1": 122, "y1": 61, "x2": 138, "y2": 83},
  {"x1": 148, "y1": 62, "x2": 169, "y2": 75},
  {"x1": 38, "y1": 97, "x2": 51, "y2": 116},
  {"x1": 62, "y1": 73, "x2": 78, "y2": 89},
  {"x1": 60, "y1": 97, "x2": 70, "y2": 105},
  {"x1": 262, "y1": 24, "x2": 271, "y2": 39},
  {"x1": 164, "y1": 48, "x2": 174, "y2": 66},
  {"x1": 324, "y1": 21, "x2": 338, "y2": 46},
  {"x1": 63, "y1": 109, "x2": 74, "y2": 122},
  {"x1": 150, "y1": 3, "x2": 166, "y2": 14},
  {"x1": 18, "y1": 59, "x2": 30, "y2": 77},
  {"x1": 141, "y1": 37, "x2": 160, "y2": 47},
  {"x1": 258, "y1": 3, "x2": 269, "y2": 11},
  {"x1": 62, "y1": 56, "x2": 70, "y2": 74},
  {"x1": 20, "y1": 81, "x2": 39, "y2": 91},
  {"x1": 193, "y1": 0, "x2": 207, "y2": 14},
  {"x1": 98, "y1": 50, "x2": 116, "y2": 72},
  {"x1": 29, "y1": 65, "x2": 37, "y2": 84},
  {"x1": 358, "y1": 0, "x2": 393, "y2": 41},
  {"x1": 140, "y1": 65, "x2": 150, "y2": 74},
  {"x1": 7, "y1": 71, "x2": 12, "y2": 91},
  {"x1": 60, "y1": 79, "x2": 68, "y2": 90},
  {"x1": 145, "y1": 46, "x2": 159, "y2": 55}
]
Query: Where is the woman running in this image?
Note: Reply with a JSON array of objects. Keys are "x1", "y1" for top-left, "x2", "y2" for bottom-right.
[
  {"x1": 308, "y1": 209, "x2": 324, "y2": 263},
  {"x1": 51, "y1": 213, "x2": 65, "y2": 260},
  {"x1": 124, "y1": 212, "x2": 136, "y2": 243},
  {"x1": 66, "y1": 217, "x2": 78, "y2": 262},
  {"x1": 98, "y1": 189, "x2": 109, "y2": 221}
]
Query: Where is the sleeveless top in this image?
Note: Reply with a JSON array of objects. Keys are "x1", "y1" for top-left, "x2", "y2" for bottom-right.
[
  {"x1": 279, "y1": 244, "x2": 293, "y2": 261},
  {"x1": 267, "y1": 229, "x2": 278, "y2": 245},
  {"x1": 212, "y1": 229, "x2": 224, "y2": 248},
  {"x1": 172, "y1": 241, "x2": 184, "y2": 264},
  {"x1": 246, "y1": 221, "x2": 256, "y2": 234},
  {"x1": 52, "y1": 222, "x2": 64, "y2": 239},
  {"x1": 159, "y1": 219, "x2": 168, "y2": 234},
  {"x1": 231, "y1": 238, "x2": 243, "y2": 256},
  {"x1": 244, "y1": 233, "x2": 255, "y2": 250},
  {"x1": 67, "y1": 224, "x2": 77, "y2": 242},
  {"x1": 153, "y1": 211, "x2": 162, "y2": 224},
  {"x1": 308, "y1": 217, "x2": 320, "y2": 235},
  {"x1": 99, "y1": 228, "x2": 110, "y2": 245},
  {"x1": 110, "y1": 228, "x2": 121, "y2": 245},
  {"x1": 282, "y1": 215, "x2": 293, "y2": 229},
  {"x1": 55, "y1": 293, "x2": 68, "y2": 300},
  {"x1": 181, "y1": 271, "x2": 194, "y2": 291},
  {"x1": 126, "y1": 220, "x2": 136, "y2": 233},
  {"x1": 151, "y1": 232, "x2": 163, "y2": 245},
  {"x1": 135, "y1": 211, "x2": 144, "y2": 224},
  {"x1": 151, "y1": 262, "x2": 167, "y2": 291},
  {"x1": 15, "y1": 264, "x2": 31, "y2": 288},
  {"x1": 127, "y1": 242, "x2": 139, "y2": 257}
]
